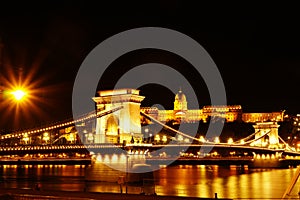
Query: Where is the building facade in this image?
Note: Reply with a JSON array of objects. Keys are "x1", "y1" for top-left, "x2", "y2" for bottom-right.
[{"x1": 141, "y1": 89, "x2": 284, "y2": 124}]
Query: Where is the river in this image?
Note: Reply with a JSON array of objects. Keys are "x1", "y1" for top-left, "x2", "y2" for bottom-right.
[{"x1": 0, "y1": 162, "x2": 299, "y2": 199}]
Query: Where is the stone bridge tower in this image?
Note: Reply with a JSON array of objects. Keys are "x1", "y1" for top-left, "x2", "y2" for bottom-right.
[
  {"x1": 252, "y1": 122, "x2": 280, "y2": 148},
  {"x1": 93, "y1": 89, "x2": 145, "y2": 144}
]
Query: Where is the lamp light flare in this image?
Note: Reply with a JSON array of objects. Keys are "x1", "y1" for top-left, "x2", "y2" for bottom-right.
[{"x1": 11, "y1": 89, "x2": 26, "y2": 101}]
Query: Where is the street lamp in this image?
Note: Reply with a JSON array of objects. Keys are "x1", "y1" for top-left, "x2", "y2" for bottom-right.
[
  {"x1": 227, "y1": 138, "x2": 233, "y2": 144},
  {"x1": 23, "y1": 133, "x2": 29, "y2": 144},
  {"x1": 162, "y1": 135, "x2": 167, "y2": 143},
  {"x1": 11, "y1": 89, "x2": 26, "y2": 101},
  {"x1": 214, "y1": 137, "x2": 220, "y2": 144},
  {"x1": 199, "y1": 136, "x2": 205, "y2": 143},
  {"x1": 43, "y1": 132, "x2": 50, "y2": 144}
]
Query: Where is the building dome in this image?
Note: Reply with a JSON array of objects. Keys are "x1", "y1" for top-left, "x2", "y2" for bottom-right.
[
  {"x1": 174, "y1": 89, "x2": 188, "y2": 111},
  {"x1": 175, "y1": 89, "x2": 187, "y2": 102}
]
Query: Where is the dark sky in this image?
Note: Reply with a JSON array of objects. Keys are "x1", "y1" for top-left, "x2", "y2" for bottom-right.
[{"x1": 0, "y1": 1, "x2": 300, "y2": 130}]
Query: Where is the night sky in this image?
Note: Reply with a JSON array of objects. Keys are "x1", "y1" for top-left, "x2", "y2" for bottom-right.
[{"x1": 0, "y1": 1, "x2": 300, "y2": 130}]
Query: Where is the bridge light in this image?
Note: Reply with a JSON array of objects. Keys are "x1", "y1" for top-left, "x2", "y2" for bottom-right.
[
  {"x1": 162, "y1": 135, "x2": 167, "y2": 143},
  {"x1": 43, "y1": 132, "x2": 50, "y2": 143},
  {"x1": 199, "y1": 136, "x2": 205, "y2": 142},
  {"x1": 23, "y1": 133, "x2": 29, "y2": 144},
  {"x1": 155, "y1": 134, "x2": 160, "y2": 143},
  {"x1": 177, "y1": 135, "x2": 183, "y2": 142},
  {"x1": 184, "y1": 138, "x2": 190, "y2": 143},
  {"x1": 227, "y1": 138, "x2": 233, "y2": 144},
  {"x1": 214, "y1": 137, "x2": 220, "y2": 144}
]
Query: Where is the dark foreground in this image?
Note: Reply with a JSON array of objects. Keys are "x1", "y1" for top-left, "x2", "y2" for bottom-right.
[{"x1": 0, "y1": 188, "x2": 232, "y2": 200}]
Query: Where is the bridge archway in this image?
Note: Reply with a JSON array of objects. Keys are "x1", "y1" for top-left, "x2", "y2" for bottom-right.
[
  {"x1": 252, "y1": 122, "x2": 280, "y2": 148},
  {"x1": 105, "y1": 114, "x2": 119, "y2": 143},
  {"x1": 93, "y1": 89, "x2": 145, "y2": 144}
]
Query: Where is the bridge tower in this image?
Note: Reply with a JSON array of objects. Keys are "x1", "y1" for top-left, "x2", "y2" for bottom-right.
[
  {"x1": 93, "y1": 89, "x2": 145, "y2": 144},
  {"x1": 252, "y1": 122, "x2": 280, "y2": 148}
]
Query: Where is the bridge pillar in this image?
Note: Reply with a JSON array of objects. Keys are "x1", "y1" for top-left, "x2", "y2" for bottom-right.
[
  {"x1": 93, "y1": 89, "x2": 145, "y2": 144},
  {"x1": 252, "y1": 122, "x2": 280, "y2": 148}
]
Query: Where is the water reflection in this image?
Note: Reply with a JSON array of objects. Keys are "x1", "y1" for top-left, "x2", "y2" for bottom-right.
[
  {"x1": 153, "y1": 165, "x2": 298, "y2": 199},
  {"x1": 0, "y1": 163, "x2": 300, "y2": 198}
]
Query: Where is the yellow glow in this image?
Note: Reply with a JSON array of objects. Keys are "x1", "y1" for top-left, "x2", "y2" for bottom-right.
[
  {"x1": 162, "y1": 135, "x2": 167, "y2": 143},
  {"x1": 0, "y1": 63, "x2": 57, "y2": 129},
  {"x1": 199, "y1": 136, "x2": 205, "y2": 142},
  {"x1": 227, "y1": 138, "x2": 233, "y2": 144},
  {"x1": 214, "y1": 137, "x2": 220, "y2": 144},
  {"x1": 155, "y1": 134, "x2": 160, "y2": 142},
  {"x1": 43, "y1": 132, "x2": 49, "y2": 142},
  {"x1": 11, "y1": 89, "x2": 26, "y2": 101}
]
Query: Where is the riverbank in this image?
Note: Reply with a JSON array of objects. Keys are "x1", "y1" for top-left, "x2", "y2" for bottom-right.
[
  {"x1": 0, "y1": 158, "x2": 91, "y2": 165},
  {"x1": 0, "y1": 188, "x2": 232, "y2": 200}
]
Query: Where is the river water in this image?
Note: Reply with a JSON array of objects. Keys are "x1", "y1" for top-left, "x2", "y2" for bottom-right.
[{"x1": 0, "y1": 162, "x2": 299, "y2": 199}]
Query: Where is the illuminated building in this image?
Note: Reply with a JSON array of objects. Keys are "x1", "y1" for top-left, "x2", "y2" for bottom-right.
[
  {"x1": 242, "y1": 112, "x2": 284, "y2": 123},
  {"x1": 203, "y1": 105, "x2": 242, "y2": 122},
  {"x1": 91, "y1": 88, "x2": 285, "y2": 144},
  {"x1": 141, "y1": 89, "x2": 284, "y2": 124}
]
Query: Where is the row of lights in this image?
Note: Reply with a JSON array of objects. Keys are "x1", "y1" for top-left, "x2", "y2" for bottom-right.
[
  {"x1": 8, "y1": 144, "x2": 122, "y2": 151},
  {"x1": 0, "y1": 112, "x2": 100, "y2": 141},
  {"x1": 0, "y1": 106, "x2": 123, "y2": 141},
  {"x1": 0, "y1": 145, "x2": 86, "y2": 151}
]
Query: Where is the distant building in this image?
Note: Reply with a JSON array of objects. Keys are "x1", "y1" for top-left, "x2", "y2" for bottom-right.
[
  {"x1": 242, "y1": 112, "x2": 284, "y2": 123},
  {"x1": 203, "y1": 105, "x2": 242, "y2": 122},
  {"x1": 141, "y1": 89, "x2": 284, "y2": 124}
]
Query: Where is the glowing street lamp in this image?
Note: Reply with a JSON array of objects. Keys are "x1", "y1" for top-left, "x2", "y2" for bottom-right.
[
  {"x1": 214, "y1": 137, "x2": 220, "y2": 144},
  {"x1": 43, "y1": 132, "x2": 50, "y2": 143},
  {"x1": 162, "y1": 135, "x2": 167, "y2": 143},
  {"x1": 23, "y1": 133, "x2": 29, "y2": 144},
  {"x1": 199, "y1": 136, "x2": 205, "y2": 142},
  {"x1": 155, "y1": 134, "x2": 160, "y2": 143},
  {"x1": 11, "y1": 89, "x2": 26, "y2": 101}
]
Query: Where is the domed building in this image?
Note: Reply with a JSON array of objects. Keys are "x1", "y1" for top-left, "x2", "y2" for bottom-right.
[
  {"x1": 141, "y1": 88, "x2": 244, "y2": 124},
  {"x1": 173, "y1": 89, "x2": 188, "y2": 121},
  {"x1": 141, "y1": 89, "x2": 207, "y2": 123},
  {"x1": 174, "y1": 89, "x2": 188, "y2": 111}
]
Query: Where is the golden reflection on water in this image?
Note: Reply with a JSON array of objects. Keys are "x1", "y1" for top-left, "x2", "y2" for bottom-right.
[
  {"x1": 154, "y1": 165, "x2": 299, "y2": 199},
  {"x1": 1, "y1": 163, "x2": 300, "y2": 198}
]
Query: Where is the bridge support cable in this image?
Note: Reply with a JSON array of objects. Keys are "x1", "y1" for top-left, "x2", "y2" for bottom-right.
[
  {"x1": 240, "y1": 130, "x2": 271, "y2": 145},
  {"x1": 141, "y1": 111, "x2": 220, "y2": 145},
  {"x1": 215, "y1": 130, "x2": 271, "y2": 146},
  {"x1": 141, "y1": 111, "x2": 204, "y2": 143},
  {"x1": 52, "y1": 133, "x2": 71, "y2": 144},
  {"x1": 95, "y1": 106, "x2": 123, "y2": 118},
  {"x1": 141, "y1": 111, "x2": 278, "y2": 148},
  {"x1": 0, "y1": 106, "x2": 123, "y2": 141},
  {"x1": 278, "y1": 135, "x2": 296, "y2": 152},
  {"x1": 233, "y1": 130, "x2": 260, "y2": 144}
]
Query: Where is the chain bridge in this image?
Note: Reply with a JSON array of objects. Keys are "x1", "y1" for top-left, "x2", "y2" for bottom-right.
[{"x1": 0, "y1": 88, "x2": 299, "y2": 168}]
